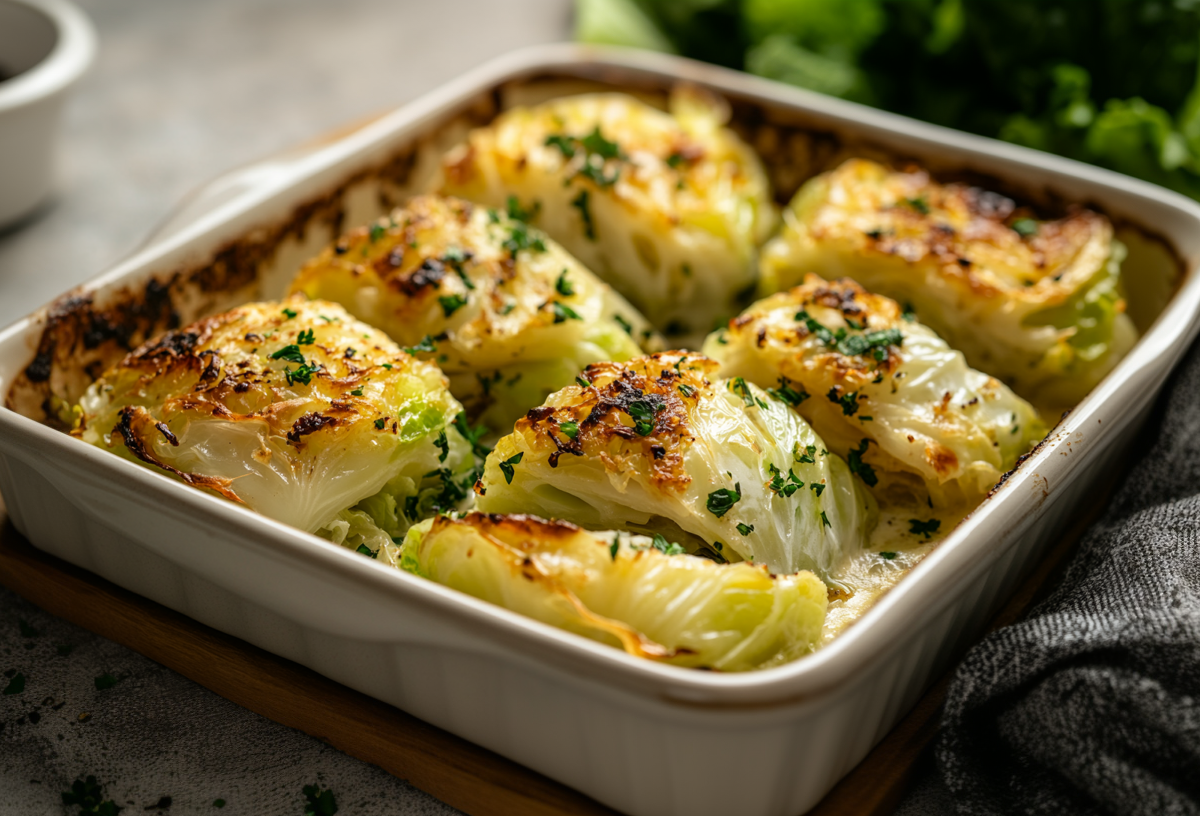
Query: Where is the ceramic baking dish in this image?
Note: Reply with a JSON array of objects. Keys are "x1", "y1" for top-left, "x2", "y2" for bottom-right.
[{"x1": 2, "y1": 45, "x2": 1199, "y2": 816}]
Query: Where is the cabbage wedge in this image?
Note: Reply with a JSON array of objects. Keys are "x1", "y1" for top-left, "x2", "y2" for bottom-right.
[
  {"x1": 288, "y1": 194, "x2": 656, "y2": 434},
  {"x1": 440, "y1": 88, "x2": 778, "y2": 338},
  {"x1": 474, "y1": 353, "x2": 875, "y2": 577},
  {"x1": 758, "y1": 159, "x2": 1137, "y2": 408},
  {"x1": 704, "y1": 276, "x2": 1046, "y2": 508},
  {"x1": 400, "y1": 513, "x2": 829, "y2": 671},
  {"x1": 74, "y1": 298, "x2": 472, "y2": 542}
]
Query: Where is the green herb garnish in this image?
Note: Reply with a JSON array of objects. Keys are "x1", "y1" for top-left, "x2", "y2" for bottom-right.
[
  {"x1": 498, "y1": 452, "x2": 524, "y2": 484},
  {"x1": 706, "y1": 484, "x2": 742, "y2": 518},
  {"x1": 848, "y1": 438, "x2": 878, "y2": 487},
  {"x1": 909, "y1": 518, "x2": 941, "y2": 539}
]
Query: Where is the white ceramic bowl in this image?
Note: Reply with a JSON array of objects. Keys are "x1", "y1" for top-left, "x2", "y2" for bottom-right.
[{"x1": 0, "y1": 0, "x2": 95, "y2": 227}]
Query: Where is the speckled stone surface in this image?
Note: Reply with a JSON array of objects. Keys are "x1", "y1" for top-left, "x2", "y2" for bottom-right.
[{"x1": 0, "y1": 1, "x2": 568, "y2": 813}]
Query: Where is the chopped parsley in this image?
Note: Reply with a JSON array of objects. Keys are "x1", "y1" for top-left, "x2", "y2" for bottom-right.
[
  {"x1": 499, "y1": 302, "x2": 516, "y2": 315},
  {"x1": 281, "y1": 307, "x2": 297, "y2": 319},
  {"x1": 559, "y1": 420, "x2": 579, "y2": 440},
  {"x1": 350, "y1": 388, "x2": 364, "y2": 397},
  {"x1": 768, "y1": 463, "x2": 804, "y2": 497},
  {"x1": 613, "y1": 314, "x2": 633, "y2": 335},
  {"x1": 555, "y1": 269, "x2": 575, "y2": 297},
  {"x1": 810, "y1": 482, "x2": 825, "y2": 497},
  {"x1": 439, "y1": 294, "x2": 468, "y2": 317},
  {"x1": 879, "y1": 551, "x2": 898, "y2": 560},
  {"x1": 706, "y1": 483, "x2": 742, "y2": 518},
  {"x1": 626, "y1": 400, "x2": 659, "y2": 436},
  {"x1": 369, "y1": 223, "x2": 386, "y2": 242},
  {"x1": 270, "y1": 344, "x2": 306, "y2": 364},
  {"x1": 374, "y1": 418, "x2": 387, "y2": 430},
  {"x1": 545, "y1": 127, "x2": 624, "y2": 187},
  {"x1": 403, "y1": 334, "x2": 438, "y2": 355},
  {"x1": 506, "y1": 195, "x2": 540, "y2": 223},
  {"x1": 848, "y1": 438, "x2": 878, "y2": 487},
  {"x1": 729, "y1": 377, "x2": 756, "y2": 408},
  {"x1": 820, "y1": 510, "x2": 831, "y2": 527},
  {"x1": 901, "y1": 303, "x2": 917, "y2": 322},
  {"x1": 62, "y1": 776, "x2": 121, "y2": 816},
  {"x1": 836, "y1": 328, "x2": 903, "y2": 358},
  {"x1": 909, "y1": 518, "x2": 941, "y2": 539},
  {"x1": 903, "y1": 195, "x2": 931, "y2": 215},
  {"x1": 610, "y1": 536, "x2": 620, "y2": 561},
  {"x1": 678, "y1": 383, "x2": 697, "y2": 398},
  {"x1": 297, "y1": 328, "x2": 315, "y2": 346},
  {"x1": 768, "y1": 377, "x2": 809, "y2": 406},
  {"x1": 356, "y1": 543, "x2": 378, "y2": 559},
  {"x1": 544, "y1": 133, "x2": 577, "y2": 158},
  {"x1": 434, "y1": 430, "x2": 449, "y2": 462},
  {"x1": 476, "y1": 369, "x2": 502, "y2": 396},
  {"x1": 580, "y1": 126, "x2": 622, "y2": 160},
  {"x1": 794, "y1": 443, "x2": 817, "y2": 464},
  {"x1": 575, "y1": 376, "x2": 591, "y2": 388},
  {"x1": 302, "y1": 783, "x2": 339, "y2": 816},
  {"x1": 736, "y1": 522, "x2": 755, "y2": 536},
  {"x1": 828, "y1": 388, "x2": 861, "y2": 416},
  {"x1": 795, "y1": 309, "x2": 836, "y2": 344},
  {"x1": 651, "y1": 534, "x2": 687, "y2": 556},
  {"x1": 571, "y1": 189, "x2": 596, "y2": 240},
  {"x1": 284, "y1": 362, "x2": 319, "y2": 387},
  {"x1": 1011, "y1": 218, "x2": 1039, "y2": 237},
  {"x1": 2, "y1": 671, "x2": 24, "y2": 695},
  {"x1": 551, "y1": 301, "x2": 582, "y2": 323},
  {"x1": 502, "y1": 220, "x2": 546, "y2": 257},
  {"x1": 665, "y1": 151, "x2": 686, "y2": 168},
  {"x1": 498, "y1": 452, "x2": 524, "y2": 484}
]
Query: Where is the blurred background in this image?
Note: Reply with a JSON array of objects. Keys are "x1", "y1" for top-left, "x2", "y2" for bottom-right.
[{"x1": 0, "y1": 0, "x2": 572, "y2": 329}]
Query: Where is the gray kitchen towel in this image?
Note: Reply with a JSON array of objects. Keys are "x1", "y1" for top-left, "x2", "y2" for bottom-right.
[{"x1": 933, "y1": 341, "x2": 1200, "y2": 815}]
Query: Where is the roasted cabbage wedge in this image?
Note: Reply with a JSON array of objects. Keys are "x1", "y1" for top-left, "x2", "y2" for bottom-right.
[
  {"x1": 473, "y1": 352, "x2": 876, "y2": 577},
  {"x1": 440, "y1": 88, "x2": 778, "y2": 338},
  {"x1": 758, "y1": 159, "x2": 1138, "y2": 408},
  {"x1": 704, "y1": 276, "x2": 1046, "y2": 507},
  {"x1": 288, "y1": 194, "x2": 656, "y2": 434},
  {"x1": 400, "y1": 513, "x2": 829, "y2": 671},
  {"x1": 74, "y1": 298, "x2": 475, "y2": 544}
]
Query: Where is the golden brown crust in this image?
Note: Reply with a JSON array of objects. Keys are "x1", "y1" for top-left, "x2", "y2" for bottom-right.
[{"x1": 512, "y1": 352, "x2": 715, "y2": 492}]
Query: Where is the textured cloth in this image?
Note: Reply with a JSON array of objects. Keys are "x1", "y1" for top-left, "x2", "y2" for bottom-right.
[{"x1": 931, "y1": 339, "x2": 1200, "y2": 815}]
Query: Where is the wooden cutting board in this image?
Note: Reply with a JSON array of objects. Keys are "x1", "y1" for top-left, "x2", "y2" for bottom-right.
[{"x1": 0, "y1": 498, "x2": 1098, "y2": 816}]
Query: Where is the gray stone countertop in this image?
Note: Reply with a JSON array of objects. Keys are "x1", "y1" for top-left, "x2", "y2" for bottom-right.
[{"x1": 0, "y1": 1, "x2": 567, "y2": 813}]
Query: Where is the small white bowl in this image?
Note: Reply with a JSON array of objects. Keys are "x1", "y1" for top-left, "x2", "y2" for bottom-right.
[{"x1": 0, "y1": 0, "x2": 95, "y2": 227}]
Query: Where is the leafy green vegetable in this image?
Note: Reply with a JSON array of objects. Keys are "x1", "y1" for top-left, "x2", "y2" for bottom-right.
[{"x1": 578, "y1": 0, "x2": 1200, "y2": 201}]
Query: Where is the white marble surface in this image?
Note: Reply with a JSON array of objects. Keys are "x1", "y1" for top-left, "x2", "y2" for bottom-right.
[{"x1": 0, "y1": 2, "x2": 569, "y2": 814}]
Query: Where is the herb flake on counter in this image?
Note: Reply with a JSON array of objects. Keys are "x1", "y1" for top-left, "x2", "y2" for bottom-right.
[
  {"x1": 62, "y1": 776, "x2": 120, "y2": 816},
  {"x1": 2, "y1": 672, "x2": 24, "y2": 695},
  {"x1": 93, "y1": 672, "x2": 121, "y2": 691},
  {"x1": 302, "y1": 783, "x2": 339, "y2": 816}
]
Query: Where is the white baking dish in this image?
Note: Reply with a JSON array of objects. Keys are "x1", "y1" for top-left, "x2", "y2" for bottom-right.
[{"x1": 2, "y1": 45, "x2": 1199, "y2": 816}]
